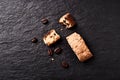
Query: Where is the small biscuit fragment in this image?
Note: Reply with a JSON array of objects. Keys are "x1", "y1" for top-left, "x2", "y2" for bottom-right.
[
  {"x1": 66, "y1": 32, "x2": 93, "y2": 62},
  {"x1": 43, "y1": 29, "x2": 60, "y2": 46},
  {"x1": 59, "y1": 13, "x2": 76, "y2": 28}
]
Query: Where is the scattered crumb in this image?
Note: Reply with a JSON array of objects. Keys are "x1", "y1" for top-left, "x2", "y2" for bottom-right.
[
  {"x1": 51, "y1": 58, "x2": 55, "y2": 61},
  {"x1": 60, "y1": 28, "x2": 63, "y2": 31}
]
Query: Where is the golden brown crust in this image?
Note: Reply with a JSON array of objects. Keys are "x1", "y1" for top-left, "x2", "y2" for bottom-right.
[
  {"x1": 43, "y1": 29, "x2": 54, "y2": 39},
  {"x1": 66, "y1": 32, "x2": 93, "y2": 62}
]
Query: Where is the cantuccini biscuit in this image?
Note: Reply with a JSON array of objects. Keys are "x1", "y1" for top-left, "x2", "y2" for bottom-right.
[
  {"x1": 43, "y1": 29, "x2": 60, "y2": 46},
  {"x1": 59, "y1": 13, "x2": 76, "y2": 28},
  {"x1": 66, "y1": 32, "x2": 93, "y2": 62}
]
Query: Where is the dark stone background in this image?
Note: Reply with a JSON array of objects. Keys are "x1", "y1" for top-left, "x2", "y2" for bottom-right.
[{"x1": 0, "y1": 0, "x2": 120, "y2": 80}]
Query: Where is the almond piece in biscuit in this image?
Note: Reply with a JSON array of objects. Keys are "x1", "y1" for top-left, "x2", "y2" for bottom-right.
[
  {"x1": 59, "y1": 13, "x2": 76, "y2": 28},
  {"x1": 66, "y1": 32, "x2": 93, "y2": 62},
  {"x1": 43, "y1": 29, "x2": 60, "y2": 46}
]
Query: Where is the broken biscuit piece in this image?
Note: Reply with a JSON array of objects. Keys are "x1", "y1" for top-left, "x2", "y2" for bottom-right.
[
  {"x1": 43, "y1": 29, "x2": 60, "y2": 46},
  {"x1": 66, "y1": 32, "x2": 93, "y2": 62},
  {"x1": 59, "y1": 13, "x2": 76, "y2": 28}
]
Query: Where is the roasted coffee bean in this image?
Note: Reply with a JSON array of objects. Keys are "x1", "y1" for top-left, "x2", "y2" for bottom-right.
[
  {"x1": 61, "y1": 61, "x2": 69, "y2": 68},
  {"x1": 32, "y1": 37, "x2": 38, "y2": 43},
  {"x1": 54, "y1": 47, "x2": 62, "y2": 54},
  {"x1": 48, "y1": 49, "x2": 53, "y2": 56},
  {"x1": 41, "y1": 18, "x2": 48, "y2": 24}
]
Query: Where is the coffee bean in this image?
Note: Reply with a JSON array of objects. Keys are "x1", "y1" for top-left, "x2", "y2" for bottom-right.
[
  {"x1": 41, "y1": 18, "x2": 48, "y2": 24},
  {"x1": 48, "y1": 49, "x2": 53, "y2": 56},
  {"x1": 54, "y1": 47, "x2": 62, "y2": 54},
  {"x1": 32, "y1": 37, "x2": 38, "y2": 43},
  {"x1": 61, "y1": 61, "x2": 69, "y2": 68}
]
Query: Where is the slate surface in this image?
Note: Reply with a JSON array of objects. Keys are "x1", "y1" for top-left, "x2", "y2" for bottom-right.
[{"x1": 0, "y1": 0, "x2": 120, "y2": 80}]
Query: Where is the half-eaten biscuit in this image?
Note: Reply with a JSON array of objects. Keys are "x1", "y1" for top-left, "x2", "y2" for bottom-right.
[
  {"x1": 43, "y1": 29, "x2": 60, "y2": 46},
  {"x1": 59, "y1": 13, "x2": 76, "y2": 28}
]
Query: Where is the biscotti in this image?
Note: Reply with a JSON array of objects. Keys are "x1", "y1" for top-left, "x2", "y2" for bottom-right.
[
  {"x1": 66, "y1": 32, "x2": 93, "y2": 62},
  {"x1": 43, "y1": 29, "x2": 60, "y2": 46},
  {"x1": 59, "y1": 13, "x2": 76, "y2": 28}
]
